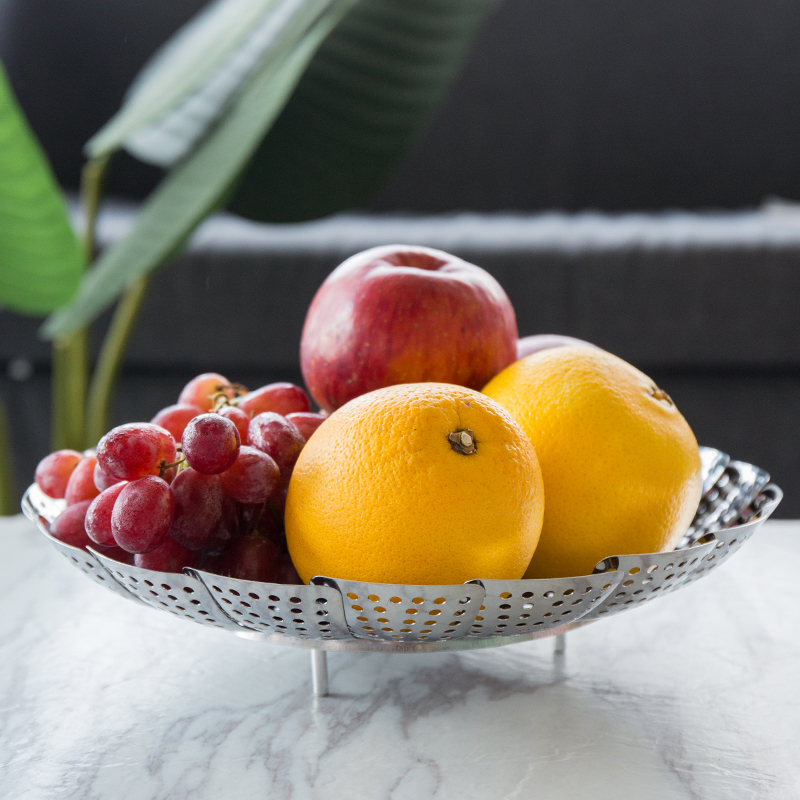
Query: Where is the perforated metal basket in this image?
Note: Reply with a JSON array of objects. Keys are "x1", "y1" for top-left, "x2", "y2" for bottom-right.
[{"x1": 22, "y1": 446, "x2": 782, "y2": 659}]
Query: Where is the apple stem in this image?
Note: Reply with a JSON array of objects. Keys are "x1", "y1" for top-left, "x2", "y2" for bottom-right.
[{"x1": 448, "y1": 429, "x2": 476, "y2": 455}]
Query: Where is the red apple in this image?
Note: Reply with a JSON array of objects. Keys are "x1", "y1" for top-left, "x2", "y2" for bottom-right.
[
  {"x1": 301, "y1": 245, "x2": 518, "y2": 412},
  {"x1": 516, "y1": 334, "x2": 601, "y2": 360}
]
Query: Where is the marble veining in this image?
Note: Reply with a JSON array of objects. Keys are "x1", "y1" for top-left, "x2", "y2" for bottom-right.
[{"x1": 1, "y1": 515, "x2": 798, "y2": 799}]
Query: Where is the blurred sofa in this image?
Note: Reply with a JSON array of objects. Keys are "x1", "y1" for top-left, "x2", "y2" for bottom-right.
[{"x1": 1, "y1": 0, "x2": 799, "y2": 512}]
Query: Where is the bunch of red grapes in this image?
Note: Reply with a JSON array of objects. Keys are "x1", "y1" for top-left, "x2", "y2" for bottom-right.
[{"x1": 34, "y1": 373, "x2": 326, "y2": 583}]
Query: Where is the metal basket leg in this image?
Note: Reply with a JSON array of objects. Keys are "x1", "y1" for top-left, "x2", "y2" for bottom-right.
[{"x1": 311, "y1": 650, "x2": 329, "y2": 697}]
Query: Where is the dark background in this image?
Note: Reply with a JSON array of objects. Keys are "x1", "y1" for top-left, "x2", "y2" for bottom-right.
[
  {"x1": 1, "y1": 0, "x2": 799, "y2": 513},
  {"x1": 5, "y1": 0, "x2": 800, "y2": 210}
]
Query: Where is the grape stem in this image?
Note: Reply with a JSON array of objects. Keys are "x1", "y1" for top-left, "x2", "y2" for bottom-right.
[
  {"x1": 211, "y1": 392, "x2": 232, "y2": 411},
  {"x1": 158, "y1": 456, "x2": 186, "y2": 478}
]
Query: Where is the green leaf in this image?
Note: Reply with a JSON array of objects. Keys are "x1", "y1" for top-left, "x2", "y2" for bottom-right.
[
  {"x1": 122, "y1": 0, "x2": 345, "y2": 168},
  {"x1": 43, "y1": 0, "x2": 357, "y2": 340},
  {"x1": 0, "y1": 62, "x2": 83, "y2": 315},
  {"x1": 228, "y1": 0, "x2": 497, "y2": 222},
  {"x1": 86, "y1": 0, "x2": 281, "y2": 160}
]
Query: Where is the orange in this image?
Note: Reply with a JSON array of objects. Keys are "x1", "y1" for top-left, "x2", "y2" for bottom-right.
[
  {"x1": 285, "y1": 383, "x2": 544, "y2": 585},
  {"x1": 483, "y1": 347, "x2": 701, "y2": 578}
]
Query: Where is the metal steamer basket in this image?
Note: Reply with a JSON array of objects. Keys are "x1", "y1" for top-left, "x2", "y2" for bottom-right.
[{"x1": 22, "y1": 447, "x2": 783, "y2": 697}]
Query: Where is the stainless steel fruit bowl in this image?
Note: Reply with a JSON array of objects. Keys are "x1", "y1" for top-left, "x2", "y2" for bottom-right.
[{"x1": 22, "y1": 446, "x2": 782, "y2": 694}]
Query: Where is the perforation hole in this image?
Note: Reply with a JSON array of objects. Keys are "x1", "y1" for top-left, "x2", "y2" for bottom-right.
[
  {"x1": 368, "y1": 594, "x2": 380, "y2": 602},
  {"x1": 412, "y1": 597, "x2": 424, "y2": 604},
  {"x1": 543, "y1": 591, "x2": 555, "y2": 598},
  {"x1": 563, "y1": 589, "x2": 574, "y2": 596},
  {"x1": 347, "y1": 592, "x2": 358, "y2": 600},
  {"x1": 522, "y1": 591, "x2": 534, "y2": 598}
]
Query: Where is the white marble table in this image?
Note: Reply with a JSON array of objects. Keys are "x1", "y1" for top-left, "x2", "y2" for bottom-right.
[{"x1": 1, "y1": 514, "x2": 798, "y2": 800}]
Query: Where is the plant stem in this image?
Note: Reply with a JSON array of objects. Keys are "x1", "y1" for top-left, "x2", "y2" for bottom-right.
[
  {"x1": 81, "y1": 154, "x2": 111, "y2": 262},
  {"x1": 50, "y1": 155, "x2": 110, "y2": 451},
  {"x1": 0, "y1": 397, "x2": 16, "y2": 515},
  {"x1": 84, "y1": 275, "x2": 149, "y2": 446},
  {"x1": 51, "y1": 329, "x2": 89, "y2": 450}
]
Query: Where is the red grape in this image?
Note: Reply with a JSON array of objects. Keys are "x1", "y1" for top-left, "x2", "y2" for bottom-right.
[
  {"x1": 134, "y1": 538, "x2": 195, "y2": 573},
  {"x1": 195, "y1": 549, "x2": 228, "y2": 575},
  {"x1": 182, "y1": 413, "x2": 240, "y2": 474},
  {"x1": 97, "y1": 423, "x2": 177, "y2": 481},
  {"x1": 271, "y1": 483, "x2": 288, "y2": 516},
  {"x1": 168, "y1": 468, "x2": 223, "y2": 550},
  {"x1": 203, "y1": 495, "x2": 242, "y2": 556},
  {"x1": 150, "y1": 403, "x2": 204, "y2": 441},
  {"x1": 85, "y1": 481, "x2": 128, "y2": 547},
  {"x1": 237, "y1": 501, "x2": 263, "y2": 535},
  {"x1": 279, "y1": 554, "x2": 302, "y2": 585},
  {"x1": 286, "y1": 412, "x2": 326, "y2": 442},
  {"x1": 65, "y1": 455, "x2": 101, "y2": 505},
  {"x1": 236, "y1": 383, "x2": 310, "y2": 418},
  {"x1": 218, "y1": 405, "x2": 250, "y2": 443},
  {"x1": 223, "y1": 535, "x2": 282, "y2": 582},
  {"x1": 247, "y1": 413, "x2": 304, "y2": 479},
  {"x1": 50, "y1": 500, "x2": 92, "y2": 548},
  {"x1": 257, "y1": 505, "x2": 286, "y2": 550},
  {"x1": 111, "y1": 476, "x2": 174, "y2": 553},
  {"x1": 178, "y1": 372, "x2": 234, "y2": 412},
  {"x1": 92, "y1": 544, "x2": 135, "y2": 565},
  {"x1": 93, "y1": 462, "x2": 121, "y2": 492},
  {"x1": 219, "y1": 445, "x2": 279, "y2": 504},
  {"x1": 35, "y1": 450, "x2": 82, "y2": 499}
]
